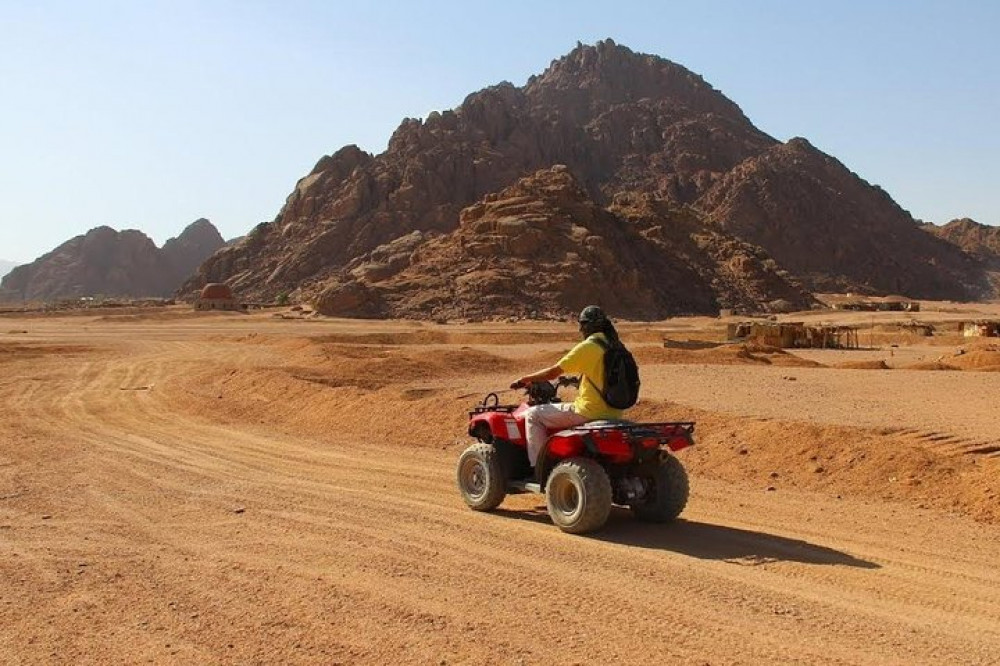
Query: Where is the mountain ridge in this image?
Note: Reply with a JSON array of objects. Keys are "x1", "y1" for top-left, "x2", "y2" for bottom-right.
[
  {"x1": 0, "y1": 259, "x2": 18, "y2": 279},
  {"x1": 166, "y1": 39, "x2": 995, "y2": 314},
  {"x1": 1, "y1": 219, "x2": 224, "y2": 302}
]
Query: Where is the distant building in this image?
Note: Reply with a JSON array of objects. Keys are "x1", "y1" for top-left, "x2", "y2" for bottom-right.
[
  {"x1": 194, "y1": 283, "x2": 241, "y2": 311},
  {"x1": 833, "y1": 298, "x2": 919, "y2": 312},
  {"x1": 726, "y1": 321, "x2": 860, "y2": 349},
  {"x1": 898, "y1": 321, "x2": 934, "y2": 337},
  {"x1": 961, "y1": 320, "x2": 1000, "y2": 337}
]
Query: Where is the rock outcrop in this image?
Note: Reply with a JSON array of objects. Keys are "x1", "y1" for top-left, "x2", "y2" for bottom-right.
[
  {"x1": 314, "y1": 166, "x2": 814, "y2": 319},
  {"x1": 2, "y1": 219, "x2": 225, "y2": 301},
  {"x1": 924, "y1": 217, "x2": 1000, "y2": 294},
  {"x1": 161, "y1": 218, "x2": 226, "y2": 285},
  {"x1": 182, "y1": 40, "x2": 995, "y2": 313},
  {"x1": 925, "y1": 218, "x2": 1000, "y2": 268},
  {"x1": 696, "y1": 139, "x2": 991, "y2": 299}
]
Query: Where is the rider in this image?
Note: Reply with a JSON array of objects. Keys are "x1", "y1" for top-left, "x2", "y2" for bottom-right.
[{"x1": 512, "y1": 305, "x2": 625, "y2": 471}]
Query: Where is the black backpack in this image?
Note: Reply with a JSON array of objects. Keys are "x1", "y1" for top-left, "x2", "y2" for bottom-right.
[{"x1": 589, "y1": 337, "x2": 640, "y2": 409}]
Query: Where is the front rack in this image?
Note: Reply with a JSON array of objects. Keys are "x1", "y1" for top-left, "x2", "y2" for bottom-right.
[
  {"x1": 470, "y1": 391, "x2": 517, "y2": 418},
  {"x1": 470, "y1": 404, "x2": 517, "y2": 416}
]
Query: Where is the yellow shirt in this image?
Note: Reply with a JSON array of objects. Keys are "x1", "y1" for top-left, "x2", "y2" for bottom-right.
[{"x1": 557, "y1": 333, "x2": 624, "y2": 420}]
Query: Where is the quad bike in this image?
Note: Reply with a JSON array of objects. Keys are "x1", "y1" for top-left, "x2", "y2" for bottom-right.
[{"x1": 456, "y1": 377, "x2": 694, "y2": 534}]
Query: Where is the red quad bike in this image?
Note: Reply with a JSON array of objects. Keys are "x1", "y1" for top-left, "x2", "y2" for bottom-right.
[{"x1": 456, "y1": 377, "x2": 695, "y2": 534}]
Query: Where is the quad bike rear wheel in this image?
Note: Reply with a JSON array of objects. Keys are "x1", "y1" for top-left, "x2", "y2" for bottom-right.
[
  {"x1": 632, "y1": 452, "x2": 689, "y2": 522},
  {"x1": 545, "y1": 457, "x2": 612, "y2": 534},
  {"x1": 457, "y1": 442, "x2": 506, "y2": 511}
]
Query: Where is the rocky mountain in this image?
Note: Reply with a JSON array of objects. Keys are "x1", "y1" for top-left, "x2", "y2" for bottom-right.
[
  {"x1": 696, "y1": 139, "x2": 989, "y2": 299},
  {"x1": 0, "y1": 259, "x2": 17, "y2": 279},
  {"x1": 315, "y1": 166, "x2": 814, "y2": 319},
  {"x1": 161, "y1": 218, "x2": 226, "y2": 286},
  {"x1": 923, "y1": 218, "x2": 1000, "y2": 293},
  {"x1": 2, "y1": 219, "x2": 225, "y2": 302},
  {"x1": 925, "y1": 218, "x2": 1000, "y2": 267},
  {"x1": 183, "y1": 39, "x2": 995, "y2": 316}
]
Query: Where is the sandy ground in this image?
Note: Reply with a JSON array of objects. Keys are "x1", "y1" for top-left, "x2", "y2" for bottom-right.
[{"x1": 2, "y1": 306, "x2": 999, "y2": 665}]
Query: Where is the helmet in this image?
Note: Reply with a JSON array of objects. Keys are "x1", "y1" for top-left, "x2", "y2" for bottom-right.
[{"x1": 578, "y1": 305, "x2": 608, "y2": 325}]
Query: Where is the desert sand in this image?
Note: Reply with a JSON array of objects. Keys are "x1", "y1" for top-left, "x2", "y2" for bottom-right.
[{"x1": 2, "y1": 304, "x2": 999, "y2": 665}]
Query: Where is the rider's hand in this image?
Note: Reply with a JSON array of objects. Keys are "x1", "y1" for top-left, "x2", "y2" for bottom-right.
[{"x1": 510, "y1": 380, "x2": 525, "y2": 390}]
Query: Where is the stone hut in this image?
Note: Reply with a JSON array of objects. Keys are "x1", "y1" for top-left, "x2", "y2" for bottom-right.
[
  {"x1": 727, "y1": 321, "x2": 859, "y2": 349},
  {"x1": 961, "y1": 320, "x2": 1000, "y2": 337},
  {"x1": 899, "y1": 321, "x2": 935, "y2": 337},
  {"x1": 194, "y1": 283, "x2": 240, "y2": 311}
]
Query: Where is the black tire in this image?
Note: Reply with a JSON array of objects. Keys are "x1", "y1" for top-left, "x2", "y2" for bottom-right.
[
  {"x1": 545, "y1": 458, "x2": 612, "y2": 534},
  {"x1": 632, "y1": 452, "x2": 689, "y2": 522},
  {"x1": 456, "y1": 442, "x2": 507, "y2": 511}
]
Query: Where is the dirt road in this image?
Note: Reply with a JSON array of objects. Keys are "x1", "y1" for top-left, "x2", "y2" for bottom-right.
[{"x1": 2, "y1": 312, "x2": 999, "y2": 665}]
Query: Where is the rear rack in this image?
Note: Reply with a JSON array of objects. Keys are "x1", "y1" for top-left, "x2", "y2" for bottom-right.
[
  {"x1": 571, "y1": 421, "x2": 695, "y2": 436},
  {"x1": 570, "y1": 421, "x2": 696, "y2": 454}
]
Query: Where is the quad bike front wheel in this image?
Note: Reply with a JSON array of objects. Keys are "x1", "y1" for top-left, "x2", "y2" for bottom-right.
[
  {"x1": 457, "y1": 442, "x2": 507, "y2": 511},
  {"x1": 545, "y1": 457, "x2": 612, "y2": 534},
  {"x1": 632, "y1": 452, "x2": 689, "y2": 523}
]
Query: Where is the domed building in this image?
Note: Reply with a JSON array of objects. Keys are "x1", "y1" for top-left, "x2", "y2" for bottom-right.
[{"x1": 194, "y1": 282, "x2": 240, "y2": 311}]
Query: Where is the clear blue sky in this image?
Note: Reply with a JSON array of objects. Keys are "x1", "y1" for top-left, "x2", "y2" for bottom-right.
[{"x1": 2, "y1": 0, "x2": 998, "y2": 264}]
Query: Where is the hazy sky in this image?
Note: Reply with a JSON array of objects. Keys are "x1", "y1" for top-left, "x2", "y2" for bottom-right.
[{"x1": 2, "y1": 0, "x2": 998, "y2": 264}]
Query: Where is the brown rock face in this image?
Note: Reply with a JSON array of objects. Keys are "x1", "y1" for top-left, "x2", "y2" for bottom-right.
[
  {"x1": 926, "y1": 218, "x2": 1000, "y2": 267},
  {"x1": 314, "y1": 167, "x2": 814, "y2": 320},
  {"x1": 185, "y1": 39, "x2": 994, "y2": 312},
  {"x1": 2, "y1": 220, "x2": 224, "y2": 302},
  {"x1": 924, "y1": 218, "x2": 1000, "y2": 294},
  {"x1": 696, "y1": 139, "x2": 991, "y2": 299},
  {"x1": 161, "y1": 218, "x2": 226, "y2": 285}
]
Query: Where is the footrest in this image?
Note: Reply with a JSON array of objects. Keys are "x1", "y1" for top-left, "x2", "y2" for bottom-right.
[{"x1": 508, "y1": 480, "x2": 543, "y2": 494}]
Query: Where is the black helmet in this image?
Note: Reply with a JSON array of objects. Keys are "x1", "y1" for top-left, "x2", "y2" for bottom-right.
[{"x1": 578, "y1": 305, "x2": 608, "y2": 325}]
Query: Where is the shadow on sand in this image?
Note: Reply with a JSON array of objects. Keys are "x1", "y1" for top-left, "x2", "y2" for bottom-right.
[{"x1": 496, "y1": 506, "x2": 879, "y2": 569}]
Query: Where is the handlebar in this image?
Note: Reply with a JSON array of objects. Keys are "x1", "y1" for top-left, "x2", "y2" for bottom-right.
[
  {"x1": 494, "y1": 376, "x2": 580, "y2": 407},
  {"x1": 509, "y1": 376, "x2": 579, "y2": 391}
]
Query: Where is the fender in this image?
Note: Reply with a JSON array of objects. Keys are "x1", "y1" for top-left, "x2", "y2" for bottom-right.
[
  {"x1": 469, "y1": 411, "x2": 524, "y2": 444},
  {"x1": 546, "y1": 429, "x2": 634, "y2": 464}
]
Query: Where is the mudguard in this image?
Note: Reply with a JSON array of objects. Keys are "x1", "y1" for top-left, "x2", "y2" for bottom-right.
[
  {"x1": 468, "y1": 410, "x2": 525, "y2": 444},
  {"x1": 547, "y1": 421, "x2": 694, "y2": 464}
]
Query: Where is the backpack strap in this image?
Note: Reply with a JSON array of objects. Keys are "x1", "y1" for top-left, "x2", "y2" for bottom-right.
[{"x1": 585, "y1": 335, "x2": 610, "y2": 404}]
